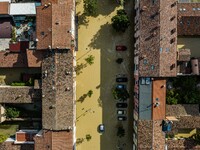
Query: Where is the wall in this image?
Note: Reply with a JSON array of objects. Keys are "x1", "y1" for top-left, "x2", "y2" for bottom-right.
[{"x1": 0, "y1": 104, "x2": 5, "y2": 123}]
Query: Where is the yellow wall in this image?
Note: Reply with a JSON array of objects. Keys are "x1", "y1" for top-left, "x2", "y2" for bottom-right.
[
  {"x1": 175, "y1": 129, "x2": 196, "y2": 138},
  {"x1": 178, "y1": 38, "x2": 200, "y2": 57}
]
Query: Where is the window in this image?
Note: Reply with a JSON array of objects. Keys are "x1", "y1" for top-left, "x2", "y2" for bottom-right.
[
  {"x1": 166, "y1": 48, "x2": 170, "y2": 52},
  {"x1": 151, "y1": 65, "x2": 155, "y2": 70},
  {"x1": 141, "y1": 78, "x2": 145, "y2": 85},
  {"x1": 143, "y1": 59, "x2": 148, "y2": 64},
  {"x1": 160, "y1": 47, "x2": 162, "y2": 53},
  {"x1": 152, "y1": 0, "x2": 157, "y2": 5},
  {"x1": 41, "y1": 31, "x2": 45, "y2": 35},
  {"x1": 134, "y1": 64, "x2": 138, "y2": 71}
]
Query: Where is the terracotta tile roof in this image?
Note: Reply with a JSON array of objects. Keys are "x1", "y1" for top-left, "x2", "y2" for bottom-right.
[
  {"x1": 138, "y1": 120, "x2": 153, "y2": 149},
  {"x1": 178, "y1": 49, "x2": 191, "y2": 61},
  {"x1": 42, "y1": 50, "x2": 74, "y2": 130},
  {"x1": 36, "y1": 5, "x2": 52, "y2": 50},
  {"x1": 177, "y1": 3, "x2": 200, "y2": 35},
  {"x1": 166, "y1": 104, "x2": 199, "y2": 116},
  {"x1": 166, "y1": 139, "x2": 200, "y2": 149},
  {"x1": 0, "y1": 142, "x2": 34, "y2": 150},
  {"x1": 34, "y1": 130, "x2": 73, "y2": 150},
  {"x1": 0, "y1": 2, "x2": 9, "y2": 15},
  {"x1": 152, "y1": 79, "x2": 166, "y2": 120},
  {"x1": 27, "y1": 50, "x2": 44, "y2": 67},
  {"x1": 138, "y1": 120, "x2": 165, "y2": 150},
  {"x1": 0, "y1": 50, "x2": 44, "y2": 67},
  {"x1": 137, "y1": 0, "x2": 177, "y2": 77},
  {"x1": 36, "y1": 0, "x2": 73, "y2": 50}
]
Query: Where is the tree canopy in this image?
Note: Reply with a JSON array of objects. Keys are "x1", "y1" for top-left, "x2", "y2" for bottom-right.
[{"x1": 111, "y1": 9, "x2": 130, "y2": 32}]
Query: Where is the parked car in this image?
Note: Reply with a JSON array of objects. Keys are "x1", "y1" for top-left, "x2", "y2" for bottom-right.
[
  {"x1": 116, "y1": 103, "x2": 128, "y2": 108},
  {"x1": 117, "y1": 97, "x2": 127, "y2": 102},
  {"x1": 117, "y1": 110, "x2": 127, "y2": 115},
  {"x1": 98, "y1": 124, "x2": 105, "y2": 133},
  {"x1": 116, "y1": 77, "x2": 128, "y2": 82},
  {"x1": 116, "y1": 74, "x2": 126, "y2": 78},
  {"x1": 116, "y1": 84, "x2": 126, "y2": 90},
  {"x1": 118, "y1": 116, "x2": 127, "y2": 121},
  {"x1": 116, "y1": 45, "x2": 127, "y2": 51}
]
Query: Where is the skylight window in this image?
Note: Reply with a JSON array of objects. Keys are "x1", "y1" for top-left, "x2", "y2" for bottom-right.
[
  {"x1": 151, "y1": 65, "x2": 155, "y2": 70},
  {"x1": 143, "y1": 59, "x2": 148, "y2": 64}
]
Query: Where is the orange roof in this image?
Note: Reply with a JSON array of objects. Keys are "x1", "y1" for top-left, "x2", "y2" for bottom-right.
[
  {"x1": 36, "y1": 2, "x2": 72, "y2": 50},
  {"x1": 0, "y1": 50, "x2": 44, "y2": 68},
  {"x1": 26, "y1": 50, "x2": 44, "y2": 67},
  {"x1": 0, "y1": 2, "x2": 9, "y2": 15}
]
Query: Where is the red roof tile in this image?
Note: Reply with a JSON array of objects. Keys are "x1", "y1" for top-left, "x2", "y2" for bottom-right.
[
  {"x1": 34, "y1": 130, "x2": 73, "y2": 150},
  {"x1": 36, "y1": 1, "x2": 72, "y2": 50},
  {"x1": 0, "y1": 50, "x2": 44, "y2": 67},
  {"x1": 0, "y1": 2, "x2": 9, "y2": 15}
]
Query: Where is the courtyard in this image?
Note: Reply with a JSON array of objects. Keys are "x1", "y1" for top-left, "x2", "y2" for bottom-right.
[{"x1": 76, "y1": 0, "x2": 134, "y2": 149}]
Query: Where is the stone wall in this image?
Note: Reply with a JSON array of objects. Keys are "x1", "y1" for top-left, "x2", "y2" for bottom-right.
[
  {"x1": 0, "y1": 86, "x2": 41, "y2": 103},
  {"x1": 0, "y1": 104, "x2": 5, "y2": 123}
]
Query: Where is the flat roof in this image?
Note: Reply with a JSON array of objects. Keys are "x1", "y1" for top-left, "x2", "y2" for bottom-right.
[
  {"x1": 0, "y1": 2, "x2": 9, "y2": 14},
  {"x1": 10, "y1": 3, "x2": 36, "y2": 15}
]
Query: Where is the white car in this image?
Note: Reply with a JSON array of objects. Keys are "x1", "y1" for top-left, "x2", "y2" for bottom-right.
[{"x1": 117, "y1": 110, "x2": 126, "y2": 115}]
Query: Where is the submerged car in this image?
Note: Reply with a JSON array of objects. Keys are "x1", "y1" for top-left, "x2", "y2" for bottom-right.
[
  {"x1": 116, "y1": 103, "x2": 128, "y2": 108},
  {"x1": 116, "y1": 84, "x2": 126, "y2": 90},
  {"x1": 118, "y1": 116, "x2": 127, "y2": 121},
  {"x1": 116, "y1": 45, "x2": 127, "y2": 51},
  {"x1": 98, "y1": 124, "x2": 105, "y2": 133},
  {"x1": 116, "y1": 77, "x2": 128, "y2": 82},
  {"x1": 117, "y1": 110, "x2": 127, "y2": 115}
]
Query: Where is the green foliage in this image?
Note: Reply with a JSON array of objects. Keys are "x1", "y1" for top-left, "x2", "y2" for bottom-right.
[
  {"x1": 76, "y1": 138, "x2": 84, "y2": 145},
  {"x1": 11, "y1": 78, "x2": 34, "y2": 86},
  {"x1": 10, "y1": 27, "x2": 17, "y2": 43},
  {"x1": 116, "y1": 58, "x2": 123, "y2": 64},
  {"x1": 85, "y1": 55, "x2": 95, "y2": 65},
  {"x1": 190, "y1": 130, "x2": 200, "y2": 144},
  {"x1": 168, "y1": 77, "x2": 200, "y2": 104},
  {"x1": 85, "y1": 134, "x2": 92, "y2": 141},
  {"x1": 11, "y1": 82, "x2": 26, "y2": 86},
  {"x1": 83, "y1": 0, "x2": 97, "y2": 16},
  {"x1": 111, "y1": 9, "x2": 130, "y2": 32},
  {"x1": 87, "y1": 90, "x2": 93, "y2": 97},
  {"x1": 5, "y1": 107, "x2": 20, "y2": 119},
  {"x1": 117, "y1": 126, "x2": 125, "y2": 138},
  {"x1": 166, "y1": 90, "x2": 179, "y2": 105},
  {"x1": 0, "y1": 134, "x2": 8, "y2": 143},
  {"x1": 112, "y1": 88, "x2": 129, "y2": 100}
]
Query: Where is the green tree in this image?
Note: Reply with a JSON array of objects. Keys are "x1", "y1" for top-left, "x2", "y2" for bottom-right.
[
  {"x1": 83, "y1": 0, "x2": 97, "y2": 16},
  {"x1": 5, "y1": 107, "x2": 20, "y2": 119},
  {"x1": 87, "y1": 90, "x2": 93, "y2": 97},
  {"x1": 166, "y1": 89, "x2": 179, "y2": 105},
  {"x1": 85, "y1": 55, "x2": 95, "y2": 65},
  {"x1": 111, "y1": 9, "x2": 130, "y2": 32},
  {"x1": 0, "y1": 135, "x2": 8, "y2": 143},
  {"x1": 85, "y1": 134, "x2": 92, "y2": 141},
  {"x1": 117, "y1": 126, "x2": 125, "y2": 138}
]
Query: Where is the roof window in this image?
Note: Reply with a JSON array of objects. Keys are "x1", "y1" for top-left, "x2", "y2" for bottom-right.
[
  {"x1": 143, "y1": 59, "x2": 148, "y2": 64},
  {"x1": 160, "y1": 47, "x2": 162, "y2": 53},
  {"x1": 41, "y1": 31, "x2": 45, "y2": 35},
  {"x1": 166, "y1": 48, "x2": 170, "y2": 52},
  {"x1": 151, "y1": 65, "x2": 155, "y2": 70}
]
